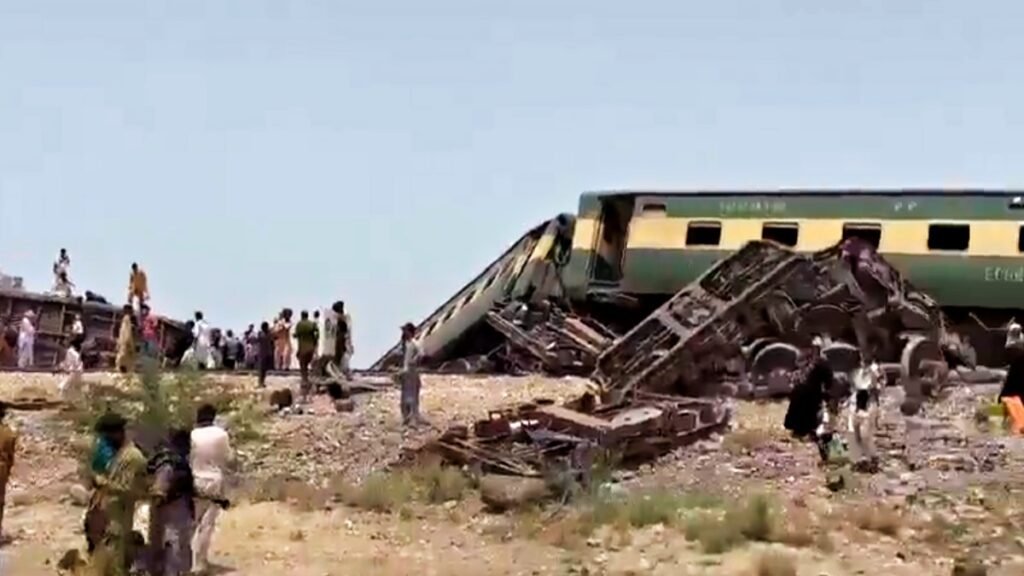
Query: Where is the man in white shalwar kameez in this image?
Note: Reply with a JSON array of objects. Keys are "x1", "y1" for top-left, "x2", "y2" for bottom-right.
[
  {"x1": 58, "y1": 340, "x2": 84, "y2": 402},
  {"x1": 847, "y1": 361, "x2": 882, "y2": 470},
  {"x1": 17, "y1": 311, "x2": 36, "y2": 369},
  {"x1": 190, "y1": 404, "x2": 232, "y2": 574}
]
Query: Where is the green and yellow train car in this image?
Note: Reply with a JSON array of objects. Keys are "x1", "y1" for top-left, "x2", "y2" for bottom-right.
[{"x1": 563, "y1": 190, "x2": 1024, "y2": 357}]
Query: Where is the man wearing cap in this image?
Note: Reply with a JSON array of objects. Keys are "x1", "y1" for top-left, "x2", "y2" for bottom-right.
[
  {"x1": 398, "y1": 323, "x2": 423, "y2": 426},
  {"x1": 88, "y1": 412, "x2": 147, "y2": 575}
]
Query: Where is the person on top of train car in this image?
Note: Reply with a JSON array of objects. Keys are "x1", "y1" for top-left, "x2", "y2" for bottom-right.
[
  {"x1": 784, "y1": 337, "x2": 835, "y2": 462},
  {"x1": 128, "y1": 262, "x2": 150, "y2": 309}
]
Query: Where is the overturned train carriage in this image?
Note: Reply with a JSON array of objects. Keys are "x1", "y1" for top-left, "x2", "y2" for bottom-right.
[
  {"x1": 371, "y1": 189, "x2": 1024, "y2": 372},
  {"x1": 0, "y1": 289, "x2": 188, "y2": 369},
  {"x1": 370, "y1": 214, "x2": 576, "y2": 372},
  {"x1": 565, "y1": 190, "x2": 1024, "y2": 367}
]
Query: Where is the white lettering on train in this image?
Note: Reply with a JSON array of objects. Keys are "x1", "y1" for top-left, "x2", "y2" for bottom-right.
[
  {"x1": 719, "y1": 200, "x2": 787, "y2": 215},
  {"x1": 984, "y1": 266, "x2": 1024, "y2": 282}
]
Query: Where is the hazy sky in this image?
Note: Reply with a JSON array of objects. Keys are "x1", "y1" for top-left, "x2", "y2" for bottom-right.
[{"x1": 2, "y1": 1, "x2": 1023, "y2": 365}]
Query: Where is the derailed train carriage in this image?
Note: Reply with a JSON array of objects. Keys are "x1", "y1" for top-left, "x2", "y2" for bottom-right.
[{"x1": 372, "y1": 189, "x2": 1024, "y2": 373}]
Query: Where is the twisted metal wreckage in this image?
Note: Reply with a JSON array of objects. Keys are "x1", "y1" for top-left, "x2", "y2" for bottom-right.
[{"x1": 414, "y1": 238, "x2": 970, "y2": 477}]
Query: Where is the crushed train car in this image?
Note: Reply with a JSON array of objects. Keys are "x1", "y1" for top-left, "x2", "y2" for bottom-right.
[{"x1": 594, "y1": 238, "x2": 963, "y2": 402}]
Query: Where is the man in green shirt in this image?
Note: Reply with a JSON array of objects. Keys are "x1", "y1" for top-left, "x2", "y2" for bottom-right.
[
  {"x1": 88, "y1": 412, "x2": 147, "y2": 575},
  {"x1": 294, "y1": 310, "x2": 319, "y2": 403}
]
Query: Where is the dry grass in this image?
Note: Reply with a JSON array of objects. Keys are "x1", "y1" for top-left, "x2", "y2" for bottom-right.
[
  {"x1": 751, "y1": 550, "x2": 798, "y2": 576},
  {"x1": 723, "y1": 429, "x2": 773, "y2": 455},
  {"x1": 336, "y1": 472, "x2": 416, "y2": 513},
  {"x1": 848, "y1": 504, "x2": 902, "y2": 537},
  {"x1": 60, "y1": 362, "x2": 266, "y2": 448},
  {"x1": 409, "y1": 463, "x2": 471, "y2": 504},
  {"x1": 683, "y1": 494, "x2": 800, "y2": 554}
]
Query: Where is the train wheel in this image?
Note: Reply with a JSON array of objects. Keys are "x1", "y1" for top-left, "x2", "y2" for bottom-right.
[
  {"x1": 750, "y1": 342, "x2": 800, "y2": 396},
  {"x1": 796, "y1": 305, "x2": 852, "y2": 341},
  {"x1": 821, "y1": 341, "x2": 861, "y2": 375}
]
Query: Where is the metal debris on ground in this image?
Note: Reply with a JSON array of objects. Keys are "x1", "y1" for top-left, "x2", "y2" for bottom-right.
[
  {"x1": 485, "y1": 302, "x2": 616, "y2": 376},
  {"x1": 415, "y1": 392, "x2": 729, "y2": 478}
]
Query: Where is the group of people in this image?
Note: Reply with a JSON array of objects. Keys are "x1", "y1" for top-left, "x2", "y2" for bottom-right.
[
  {"x1": 83, "y1": 404, "x2": 232, "y2": 575},
  {"x1": 783, "y1": 337, "x2": 883, "y2": 471}
]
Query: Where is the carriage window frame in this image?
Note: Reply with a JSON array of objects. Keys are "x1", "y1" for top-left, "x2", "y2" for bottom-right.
[
  {"x1": 1018, "y1": 225, "x2": 1024, "y2": 253},
  {"x1": 684, "y1": 220, "x2": 722, "y2": 247},
  {"x1": 926, "y1": 223, "x2": 970, "y2": 252},
  {"x1": 761, "y1": 222, "x2": 800, "y2": 247},
  {"x1": 841, "y1": 222, "x2": 882, "y2": 249},
  {"x1": 641, "y1": 202, "x2": 668, "y2": 217}
]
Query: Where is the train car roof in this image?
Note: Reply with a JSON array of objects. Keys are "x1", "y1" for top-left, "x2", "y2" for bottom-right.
[{"x1": 583, "y1": 189, "x2": 1024, "y2": 199}]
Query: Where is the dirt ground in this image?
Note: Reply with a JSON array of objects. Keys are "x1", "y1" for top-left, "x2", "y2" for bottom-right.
[{"x1": 1, "y1": 372, "x2": 1023, "y2": 576}]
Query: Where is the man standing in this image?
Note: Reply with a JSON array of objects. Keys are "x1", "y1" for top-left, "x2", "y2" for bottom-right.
[
  {"x1": 17, "y1": 310, "x2": 36, "y2": 368},
  {"x1": 0, "y1": 402, "x2": 17, "y2": 542},
  {"x1": 399, "y1": 323, "x2": 423, "y2": 426},
  {"x1": 221, "y1": 330, "x2": 240, "y2": 371},
  {"x1": 191, "y1": 404, "x2": 232, "y2": 575},
  {"x1": 59, "y1": 338, "x2": 85, "y2": 402},
  {"x1": 331, "y1": 301, "x2": 353, "y2": 377},
  {"x1": 257, "y1": 322, "x2": 274, "y2": 388},
  {"x1": 139, "y1": 305, "x2": 160, "y2": 360},
  {"x1": 784, "y1": 338, "x2": 835, "y2": 462},
  {"x1": 89, "y1": 412, "x2": 148, "y2": 576},
  {"x1": 147, "y1": 429, "x2": 195, "y2": 576},
  {"x1": 128, "y1": 263, "x2": 149, "y2": 309},
  {"x1": 70, "y1": 313, "x2": 86, "y2": 349},
  {"x1": 115, "y1": 306, "x2": 136, "y2": 374},
  {"x1": 192, "y1": 312, "x2": 213, "y2": 370},
  {"x1": 272, "y1": 310, "x2": 293, "y2": 371},
  {"x1": 294, "y1": 311, "x2": 318, "y2": 402}
]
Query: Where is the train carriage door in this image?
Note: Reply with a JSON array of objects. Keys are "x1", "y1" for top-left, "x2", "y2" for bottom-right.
[{"x1": 588, "y1": 196, "x2": 636, "y2": 284}]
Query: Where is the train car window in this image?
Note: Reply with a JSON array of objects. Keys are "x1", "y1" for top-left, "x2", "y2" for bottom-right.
[
  {"x1": 761, "y1": 222, "x2": 799, "y2": 247},
  {"x1": 1018, "y1": 225, "x2": 1024, "y2": 252},
  {"x1": 458, "y1": 292, "x2": 474, "y2": 310},
  {"x1": 641, "y1": 203, "x2": 667, "y2": 217},
  {"x1": 841, "y1": 223, "x2": 882, "y2": 248},
  {"x1": 685, "y1": 221, "x2": 722, "y2": 246},
  {"x1": 927, "y1": 223, "x2": 970, "y2": 251}
]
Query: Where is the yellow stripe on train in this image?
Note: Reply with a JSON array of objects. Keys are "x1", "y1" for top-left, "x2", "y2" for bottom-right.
[{"x1": 572, "y1": 217, "x2": 1024, "y2": 257}]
